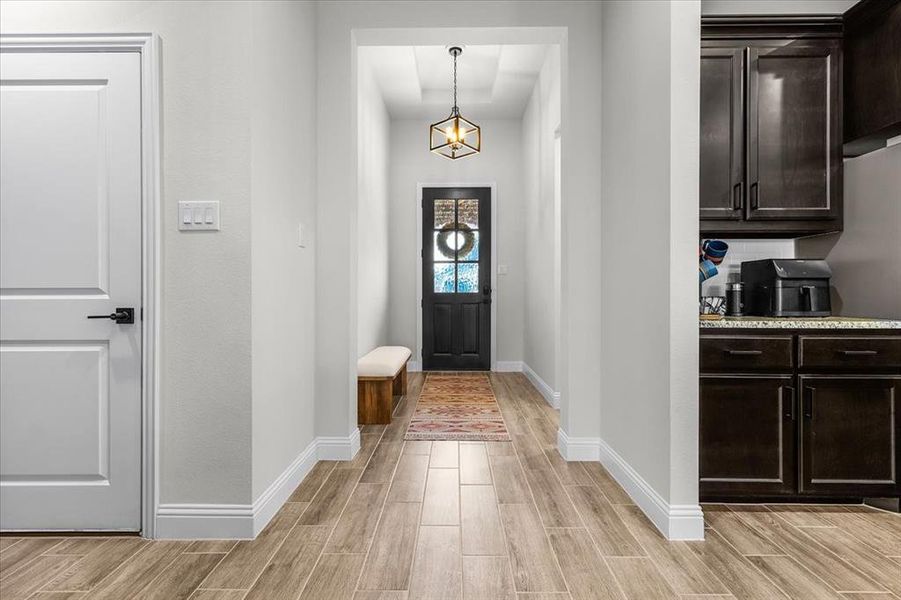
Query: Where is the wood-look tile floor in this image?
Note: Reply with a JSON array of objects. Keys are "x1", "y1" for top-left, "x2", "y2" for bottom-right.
[{"x1": 2, "y1": 372, "x2": 899, "y2": 599}]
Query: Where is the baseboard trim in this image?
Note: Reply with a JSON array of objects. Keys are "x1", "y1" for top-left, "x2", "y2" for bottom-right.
[
  {"x1": 155, "y1": 503, "x2": 255, "y2": 540},
  {"x1": 492, "y1": 361, "x2": 559, "y2": 409},
  {"x1": 557, "y1": 430, "x2": 704, "y2": 540},
  {"x1": 557, "y1": 428, "x2": 600, "y2": 461},
  {"x1": 597, "y1": 438, "x2": 704, "y2": 541},
  {"x1": 408, "y1": 360, "x2": 422, "y2": 372},
  {"x1": 318, "y1": 428, "x2": 361, "y2": 461},
  {"x1": 494, "y1": 361, "x2": 523, "y2": 372},
  {"x1": 250, "y1": 438, "x2": 319, "y2": 536},
  {"x1": 521, "y1": 362, "x2": 560, "y2": 409},
  {"x1": 156, "y1": 432, "x2": 358, "y2": 539}
]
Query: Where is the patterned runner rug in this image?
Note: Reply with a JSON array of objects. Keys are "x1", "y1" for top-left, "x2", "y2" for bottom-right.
[{"x1": 405, "y1": 372, "x2": 510, "y2": 441}]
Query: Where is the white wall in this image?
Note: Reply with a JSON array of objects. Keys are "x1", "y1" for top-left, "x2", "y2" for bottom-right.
[
  {"x1": 387, "y1": 119, "x2": 525, "y2": 365},
  {"x1": 521, "y1": 46, "x2": 561, "y2": 390},
  {"x1": 4, "y1": 0, "x2": 709, "y2": 541},
  {"x1": 0, "y1": 1, "x2": 319, "y2": 509},
  {"x1": 250, "y1": 1, "x2": 318, "y2": 501},
  {"x1": 315, "y1": 2, "x2": 605, "y2": 452},
  {"x1": 600, "y1": 0, "x2": 702, "y2": 538},
  {"x1": 797, "y1": 144, "x2": 901, "y2": 319},
  {"x1": 357, "y1": 54, "x2": 391, "y2": 357},
  {"x1": 701, "y1": 0, "x2": 859, "y2": 14}
]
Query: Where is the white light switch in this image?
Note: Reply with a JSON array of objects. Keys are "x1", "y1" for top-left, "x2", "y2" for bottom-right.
[
  {"x1": 497, "y1": 265, "x2": 508, "y2": 275},
  {"x1": 178, "y1": 201, "x2": 220, "y2": 231}
]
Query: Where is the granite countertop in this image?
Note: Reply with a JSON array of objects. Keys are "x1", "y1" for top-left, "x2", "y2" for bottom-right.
[{"x1": 699, "y1": 316, "x2": 901, "y2": 329}]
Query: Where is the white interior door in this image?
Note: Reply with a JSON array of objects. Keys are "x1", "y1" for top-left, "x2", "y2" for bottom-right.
[{"x1": 0, "y1": 50, "x2": 143, "y2": 531}]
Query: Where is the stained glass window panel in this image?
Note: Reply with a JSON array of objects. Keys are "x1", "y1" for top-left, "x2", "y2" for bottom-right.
[
  {"x1": 457, "y1": 199, "x2": 479, "y2": 229},
  {"x1": 457, "y1": 230, "x2": 479, "y2": 261},
  {"x1": 457, "y1": 263, "x2": 479, "y2": 293},
  {"x1": 434, "y1": 199, "x2": 455, "y2": 229},
  {"x1": 433, "y1": 263, "x2": 455, "y2": 293}
]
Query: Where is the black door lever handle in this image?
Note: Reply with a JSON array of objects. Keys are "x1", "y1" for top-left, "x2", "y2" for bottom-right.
[{"x1": 87, "y1": 307, "x2": 135, "y2": 324}]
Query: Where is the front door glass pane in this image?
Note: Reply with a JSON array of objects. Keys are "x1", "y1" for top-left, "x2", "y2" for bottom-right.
[
  {"x1": 457, "y1": 198, "x2": 479, "y2": 229},
  {"x1": 457, "y1": 230, "x2": 479, "y2": 261},
  {"x1": 434, "y1": 199, "x2": 455, "y2": 229},
  {"x1": 434, "y1": 262, "x2": 455, "y2": 293},
  {"x1": 457, "y1": 263, "x2": 479, "y2": 293}
]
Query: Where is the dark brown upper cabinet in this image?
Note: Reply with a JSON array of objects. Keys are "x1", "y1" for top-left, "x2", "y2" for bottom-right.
[
  {"x1": 843, "y1": 0, "x2": 901, "y2": 156},
  {"x1": 748, "y1": 44, "x2": 842, "y2": 222},
  {"x1": 700, "y1": 20, "x2": 843, "y2": 237},
  {"x1": 700, "y1": 47, "x2": 745, "y2": 221}
]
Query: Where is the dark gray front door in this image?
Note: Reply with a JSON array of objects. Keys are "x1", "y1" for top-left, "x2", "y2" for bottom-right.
[{"x1": 422, "y1": 187, "x2": 491, "y2": 370}]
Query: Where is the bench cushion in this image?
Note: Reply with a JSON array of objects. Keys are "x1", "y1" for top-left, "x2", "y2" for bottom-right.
[{"x1": 358, "y1": 346, "x2": 411, "y2": 378}]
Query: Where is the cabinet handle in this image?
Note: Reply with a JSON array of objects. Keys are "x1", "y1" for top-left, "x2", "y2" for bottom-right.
[
  {"x1": 750, "y1": 182, "x2": 759, "y2": 210},
  {"x1": 724, "y1": 349, "x2": 763, "y2": 356},
  {"x1": 782, "y1": 386, "x2": 796, "y2": 421},
  {"x1": 732, "y1": 182, "x2": 743, "y2": 210},
  {"x1": 803, "y1": 387, "x2": 815, "y2": 419},
  {"x1": 838, "y1": 350, "x2": 878, "y2": 356}
]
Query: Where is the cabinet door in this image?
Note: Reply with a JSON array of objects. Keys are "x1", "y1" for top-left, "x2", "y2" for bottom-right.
[
  {"x1": 700, "y1": 375, "x2": 796, "y2": 497},
  {"x1": 700, "y1": 47, "x2": 744, "y2": 220},
  {"x1": 800, "y1": 376, "x2": 899, "y2": 496},
  {"x1": 747, "y1": 43, "x2": 841, "y2": 220}
]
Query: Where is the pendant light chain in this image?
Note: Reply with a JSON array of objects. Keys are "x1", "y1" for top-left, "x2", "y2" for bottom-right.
[{"x1": 453, "y1": 51, "x2": 458, "y2": 114}]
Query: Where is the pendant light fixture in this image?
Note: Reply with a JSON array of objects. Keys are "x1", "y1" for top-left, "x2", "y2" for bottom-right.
[{"x1": 429, "y1": 46, "x2": 481, "y2": 160}]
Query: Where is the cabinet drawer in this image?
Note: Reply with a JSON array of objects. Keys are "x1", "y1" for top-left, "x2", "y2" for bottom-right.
[
  {"x1": 700, "y1": 336, "x2": 793, "y2": 372},
  {"x1": 799, "y1": 336, "x2": 901, "y2": 371}
]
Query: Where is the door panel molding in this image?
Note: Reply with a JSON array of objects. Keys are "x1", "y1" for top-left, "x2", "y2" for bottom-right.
[
  {"x1": 416, "y1": 183, "x2": 497, "y2": 371},
  {"x1": 0, "y1": 33, "x2": 161, "y2": 537}
]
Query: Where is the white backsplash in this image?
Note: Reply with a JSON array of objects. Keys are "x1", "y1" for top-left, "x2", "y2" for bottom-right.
[{"x1": 701, "y1": 238, "x2": 797, "y2": 297}]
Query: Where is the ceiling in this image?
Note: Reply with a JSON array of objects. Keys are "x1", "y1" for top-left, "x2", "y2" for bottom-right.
[{"x1": 361, "y1": 44, "x2": 551, "y2": 120}]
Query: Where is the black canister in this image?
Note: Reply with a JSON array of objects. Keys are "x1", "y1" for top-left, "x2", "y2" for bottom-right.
[{"x1": 726, "y1": 282, "x2": 744, "y2": 316}]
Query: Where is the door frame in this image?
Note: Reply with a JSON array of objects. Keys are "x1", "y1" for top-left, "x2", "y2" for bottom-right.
[
  {"x1": 0, "y1": 33, "x2": 162, "y2": 538},
  {"x1": 416, "y1": 183, "x2": 497, "y2": 372}
]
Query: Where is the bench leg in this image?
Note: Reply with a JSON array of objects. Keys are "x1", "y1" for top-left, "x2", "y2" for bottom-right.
[
  {"x1": 393, "y1": 363, "x2": 408, "y2": 397},
  {"x1": 358, "y1": 378, "x2": 394, "y2": 425}
]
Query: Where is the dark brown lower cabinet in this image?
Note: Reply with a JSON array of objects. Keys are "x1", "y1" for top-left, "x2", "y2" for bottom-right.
[
  {"x1": 700, "y1": 376, "x2": 796, "y2": 496},
  {"x1": 799, "y1": 376, "x2": 900, "y2": 496},
  {"x1": 700, "y1": 329, "x2": 901, "y2": 501}
]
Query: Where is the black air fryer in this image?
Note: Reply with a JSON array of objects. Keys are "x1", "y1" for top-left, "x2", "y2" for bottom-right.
[{"x1": 741, "y1": 259, "x2": 832, "y2": 317}]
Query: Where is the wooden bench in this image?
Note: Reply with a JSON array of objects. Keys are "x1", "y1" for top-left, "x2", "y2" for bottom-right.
[{"x1": 357, "y1": 346, "x2": 411, "y2": 424}]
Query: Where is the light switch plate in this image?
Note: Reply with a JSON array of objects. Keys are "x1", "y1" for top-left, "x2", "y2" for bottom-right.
[
  {"x1": 178, "y1": 201, "x2": 220, "y2": 231},
  {"x1": 298, "y1": 222, "x2": 306, "y2": 247},
  {"x1": 497, "y1": 264, "x2": 508, "y2": 275}
]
